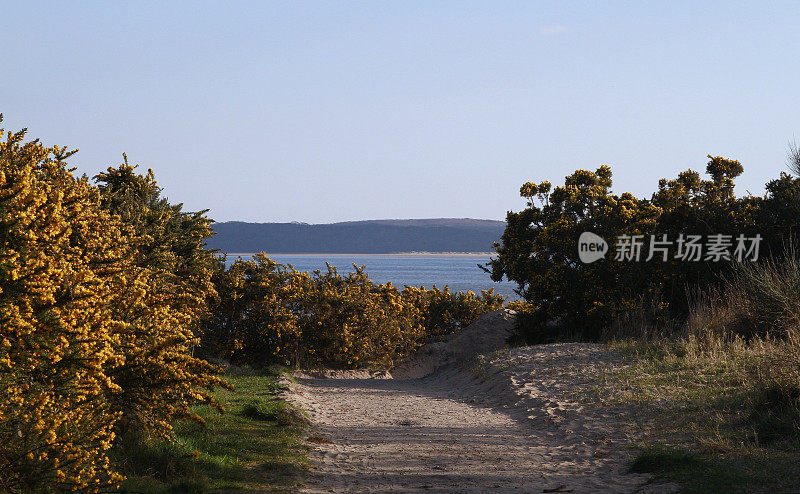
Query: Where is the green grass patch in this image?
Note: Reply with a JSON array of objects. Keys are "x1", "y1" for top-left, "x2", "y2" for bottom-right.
[
  {"x1": 630, "y1": 445, "x2": 747, "y2": 493},
  {"x1": 630, "y1": 442, "x2": 800, "y2": 493},
  {"x1": 115, "y1": 369, "x2": 308, "y2": 493}
]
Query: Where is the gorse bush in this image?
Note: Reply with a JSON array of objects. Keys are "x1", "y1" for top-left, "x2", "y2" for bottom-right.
[
  {"x1": 400, "y1": 285, "x2": 505, "y2": 342},
  {"x1": 203, "y1": 255, "x2": 305, "y2": 366},
  {"x1": 202, "y1": 255, "x2": 504, "y2": 369},
  {"x1": 0, "y1": 110, "x2": 503, "y2": 491},
  {"x1": 489, "y1": 155, "x2": 800, "y2": 341},
  {"x1": 294, "y1": 264, "x2": 424, "y2": 369},
  {"x1": 0, "y1": 126, "x2": 124, "y2": 491},
  {"x1": 93, "y1": 160, "x2": 226, "y2": 439},
  {"x1": 0, "y1": 120, "x2": 225, "y2": 492}
]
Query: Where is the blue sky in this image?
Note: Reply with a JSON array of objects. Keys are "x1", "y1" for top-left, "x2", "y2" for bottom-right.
[{"x1": 2, "y1": 1, "x2": 798, "y2": 223}]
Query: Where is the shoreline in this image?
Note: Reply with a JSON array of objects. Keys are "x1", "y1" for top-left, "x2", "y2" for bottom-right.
[{"x1": 222, "y1": 252, "x2": 495, "y2": 258}]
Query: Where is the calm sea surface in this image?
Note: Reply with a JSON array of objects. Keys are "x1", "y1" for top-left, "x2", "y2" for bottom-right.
[{"x1": 223, "y1": 255, "x2": 519, "y2": 300}]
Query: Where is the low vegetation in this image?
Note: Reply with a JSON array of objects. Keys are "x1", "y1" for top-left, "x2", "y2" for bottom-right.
[
  {"x1": 201, "y1": 254, "x2": 505, "y2": 369},
  {"x1": 581, "y1": 252, "x2": 800, "y2": 491},
  {"x1": 117, "y1": 368, "x2": 308, "y2": 493},
  {"x1": 603, "y1": 337, "x2": 800, "y2": 491}
]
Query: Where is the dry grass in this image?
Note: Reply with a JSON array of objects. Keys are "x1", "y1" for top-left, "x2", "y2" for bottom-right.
[
  {"x1": 598, "y1": 255, "x2": 800, "y2": 492},
  {"x1": 603, "y1": 335, "x2": 800, "y2": 492}
]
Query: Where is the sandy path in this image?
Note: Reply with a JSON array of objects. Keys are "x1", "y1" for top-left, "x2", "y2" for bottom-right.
[{"x1": 288, "y1": 356, "x2": 659, "y2": 493}]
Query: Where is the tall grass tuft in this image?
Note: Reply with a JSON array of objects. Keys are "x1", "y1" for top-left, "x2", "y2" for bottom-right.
[
  {"x1": 723, "y1": 253, "x2": 800, "y2": 338},
  {"x1": 683, "y1": 252, "x2": 800, "y2": 440}
]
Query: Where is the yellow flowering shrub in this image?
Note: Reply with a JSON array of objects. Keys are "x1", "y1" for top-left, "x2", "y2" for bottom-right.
[
  {"x1": 203, "y1": 254, "x2": 305, "y2": 365},
  {"x1": 0, "y1": 120, "x2": 228, "y2": 491},
  {"x1": 203, "y1": 255, "x2": 504, "y2": 369},
  {"x1": 296, "y1": 264, "x2": 425, "y2": 368},
  {"x1": 399, "y1": 285, "x2": 505, "y2": 342},
  {"x1": 93, "y1": 161, "x2": 228, "y2": 438},
  {"x1": 0, "y1": 124, "x2": 124, "y2": 491}
]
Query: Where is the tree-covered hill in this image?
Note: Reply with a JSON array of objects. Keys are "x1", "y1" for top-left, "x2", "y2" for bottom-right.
[{"x1": 206, "y1": 218, "x2": 505, "y2": 253}]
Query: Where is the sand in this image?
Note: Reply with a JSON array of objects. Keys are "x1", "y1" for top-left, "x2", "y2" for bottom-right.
[
  {"x1": 390, "y1": 309, "x2": 517, "y2": 380},
  {"x1": 285, "y1": 310, "x2": 676, "y2": 493}
]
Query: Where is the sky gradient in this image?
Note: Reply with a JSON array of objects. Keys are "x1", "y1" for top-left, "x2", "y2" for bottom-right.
[{"x1": 2, "y1": 1, "x2": 799, "y2": 223}]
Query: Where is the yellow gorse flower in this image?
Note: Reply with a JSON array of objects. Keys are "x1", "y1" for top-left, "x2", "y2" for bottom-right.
[{"x1": 0, "y1": 119, "x2": 226, "y2": 492}]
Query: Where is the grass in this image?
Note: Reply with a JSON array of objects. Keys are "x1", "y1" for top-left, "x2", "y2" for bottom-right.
[
  {"x1": 629, "y1": 445, "x2": 748, "y2": 493},
  {"x1": 115, "y1": 367, "x2": 308, "y2": 493},
  {"x1": 601, "y1": 258, "x2": 800, "y2": 492},
  {"x1": 629, "y1": 443, "x2": 800, "y2": 494},
  {"x1": 602, "y1": 339, "x2": 800, "y2": 493}
]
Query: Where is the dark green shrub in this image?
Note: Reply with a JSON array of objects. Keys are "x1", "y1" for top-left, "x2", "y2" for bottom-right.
[{"x1": 488, "y1": 156, "x2": 800, "y2": 340}]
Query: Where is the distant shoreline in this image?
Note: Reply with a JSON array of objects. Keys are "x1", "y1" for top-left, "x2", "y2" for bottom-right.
[
  {"x1": 222, "y1": 252, "x2": 495, "y2": 258},
  {"x1": 208, "y1": 219, "x2": 505, "y2": 255}
]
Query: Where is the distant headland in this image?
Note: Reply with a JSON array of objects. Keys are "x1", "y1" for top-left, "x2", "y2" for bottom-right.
[{"x1": 206, "y1": 218, "x2": 506, "y2": 254}]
